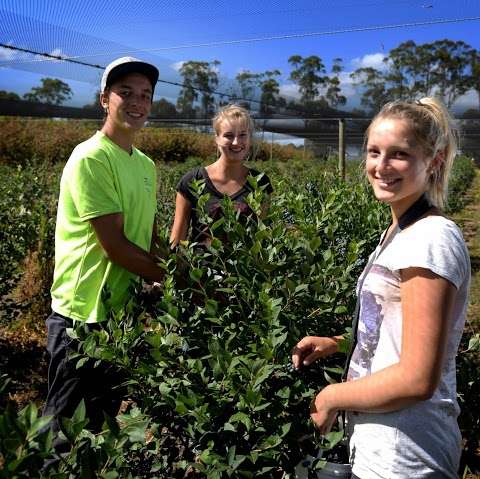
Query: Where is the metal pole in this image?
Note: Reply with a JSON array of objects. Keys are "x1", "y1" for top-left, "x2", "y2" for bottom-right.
[{"x1": 338, "y1": 118, "x2": 346, "y2": 180}]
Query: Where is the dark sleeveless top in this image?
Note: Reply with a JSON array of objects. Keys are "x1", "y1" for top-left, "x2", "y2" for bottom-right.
[{"x1": 176, "y1": 166, "x2": 273, "y2": 243}]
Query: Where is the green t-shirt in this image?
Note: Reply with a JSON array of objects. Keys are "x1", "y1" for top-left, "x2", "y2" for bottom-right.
[{"x1": 51, "y1": 131, "x2": 157, "y2": 322}]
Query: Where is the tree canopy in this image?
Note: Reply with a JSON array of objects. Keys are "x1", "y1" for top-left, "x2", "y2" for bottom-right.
[
  {"x1": 0, "y1": 90, "x2": 21, "y2": 101},
  {"x1": 23, "y1": 77, "x2": 72, "y2": 105},
  {"x1": 177, "y1": 60, "x2": 220, "y2": 117},
  {"x1": 351, "y1": 39, "x2": 477, "y2": 113}
]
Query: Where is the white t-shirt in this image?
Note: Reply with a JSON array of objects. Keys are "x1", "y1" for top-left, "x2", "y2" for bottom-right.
[{"x1": 347, "y1": 215, "x2": 470, "y2": 479}]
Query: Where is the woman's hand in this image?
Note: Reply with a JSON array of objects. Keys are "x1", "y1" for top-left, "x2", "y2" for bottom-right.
[
  {"x1": 310, "y1": 386, "x2": 338, "y2": 435},
  {"x1": 291, "y1": 336, "x2": 341, "y2": 369}
]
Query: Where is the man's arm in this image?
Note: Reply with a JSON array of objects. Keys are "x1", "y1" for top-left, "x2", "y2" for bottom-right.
[
  {"x1": 150, "y1": 216, "x2": 160, "y2": 255},
  {"x1": 90, "y1": 212, "x2": 164, "y2": 282}
]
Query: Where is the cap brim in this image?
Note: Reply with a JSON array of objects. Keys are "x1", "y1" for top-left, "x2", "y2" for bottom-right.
[{"x1": 106, "y1": 61, "x2": 159, "y2": 91}]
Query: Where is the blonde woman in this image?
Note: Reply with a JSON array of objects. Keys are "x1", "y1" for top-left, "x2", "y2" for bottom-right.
[
  {"x1": 293, "y1": 98, "x2": 470, "y2": 478},
  {"x1": 170, "y1": 104, "x2": 272, "y2": 246}
]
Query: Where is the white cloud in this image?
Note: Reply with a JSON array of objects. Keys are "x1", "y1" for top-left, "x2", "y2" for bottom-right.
[
  {"x1": 49, "y1": 48, "x2": 64, "y2": 60},
  {"x1": 38, "y1": 47, "x2": 66, "y2": 63},
  {"x1": 279, "y1": 83, "x2": 299, "y2": 99},
  {"x1": 336, "y1": 71, "x2": 357, "y2": 99},
  {"x1": 351, "y1": 52, "x2": 387, "y2": 71},
  {"x1": 0, "y1": 42, "x2": 17, "y2": 62},
  {"x1": 236, "y1": 67, "x2": 258, "y2": 76},
  {"x1": 170, "y1": 61, "x2": 185, "y2": 72},
  {"x1": 1, "y1": 44, "x2": 67, "y2": 66},
  {"x1": 452, "y1": 90, "x2": 478, "y2": 112}
]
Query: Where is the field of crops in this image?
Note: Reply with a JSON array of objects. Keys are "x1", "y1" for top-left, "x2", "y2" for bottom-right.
[{"x1": 0, "y1": 118, "x2": 478, "y2": 477}]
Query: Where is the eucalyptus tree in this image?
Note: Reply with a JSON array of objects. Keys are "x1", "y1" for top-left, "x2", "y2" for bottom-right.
[
  {"x1": 23, "y1": 78, "x2": 72, "y2": 105},
  {"x1": 0, "y1": 90, "x2": 21, "y2": 101},
  {"x1": 151, "y1": 98, "x2": 177, "y2": 118},
  {"x1": 384, "y1": 40, "x2": 418, "y2": 100},
  {"x1": 429, "y1": 39, "x2": 472, "y2": 107},
  {"x1": 325, "y1": 57, "x2": 347, "y2": 108},
  {"x1": 468, "y1": 48, "x2": 480, "y2": 110},
  {"x1": 350, "y1": 67, "x2": 388, "y2": 114},
  {"x1": 235, "y1": 70, "x2": 261, "y2": 108},
  {"x1": 259, "y1": 70, "x2": 281, "y2": 116},
  {"x1": 288, "y1": 55, "x2": 328, "y2": 105},
  {"x1": 352, "y1": 39, "x2": 474, "y2": 110},
  {"x1": 176, "y1": 62, "x2": 197, "y2": 118},
  {"x1": 177, "y1": 60, "x2": 221, "y2": 117},
  {"x1": 400, "y1": 41, "x2": 437, "y2": 98}
]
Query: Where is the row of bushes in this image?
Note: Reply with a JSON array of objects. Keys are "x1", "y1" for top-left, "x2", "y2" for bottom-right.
[
  {"x1": 1, "y1": 173, "x2": 390, "y2": 477},
  {"x1": 0, "y1": 154, "x2": 476, "y2": 325},
  {"x1": 0, "y1": 118, "x2": 310, "y2": 165},
  {"x1": 2, "y1": 161, "x2": 479, "y2": 477},
  {"x1": 0, "y1": 146, "x2": 477, "y2": 477}
]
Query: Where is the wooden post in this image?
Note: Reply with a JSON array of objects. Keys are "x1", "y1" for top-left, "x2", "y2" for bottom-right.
[
  {"x1": 270, "y1": 132, "x2": 274, "y2": 161},
  {"x1": 338, "y1": 118, "x2": 346, "y2": 180}
]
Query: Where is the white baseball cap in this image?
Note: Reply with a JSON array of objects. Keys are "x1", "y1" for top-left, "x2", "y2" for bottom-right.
[{"x1": 101, "y1": 57, "x2": 159, "y2": 93}]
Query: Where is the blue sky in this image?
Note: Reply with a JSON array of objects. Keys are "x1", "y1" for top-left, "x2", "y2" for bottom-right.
[{"x1": 1, "y1": 0, "x2": 480, "y2": 111}]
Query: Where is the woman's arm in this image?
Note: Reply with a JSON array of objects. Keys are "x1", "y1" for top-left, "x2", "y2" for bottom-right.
[
  {"x1": 170, "y1": 192, "x2": 192, "y2": 247},
  {"x1": 311, "y1": 267, "x2": 456, "y2": 433}
]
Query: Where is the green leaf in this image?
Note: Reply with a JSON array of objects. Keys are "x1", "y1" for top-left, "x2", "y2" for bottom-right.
[
  {"x1": 175, "y1": 400, "x2": 189, "y2": 415},
  {"x1": 323, "y1": 249, "x2": 333, "y2": 261},
  {"x1": 250, "y1": 241, "x2": 261, "y2": 255},
  {"x1": 224, "y1": 422, "x2": 236, "y2": 432},
  {"x1": 230, "y1": 412, "x2": 252, "y2": 431},
  {"x1": 102, "y1": 472, "x2": 119, "y2": 479},
  {"x1": 276, "y1": 386, "x2": 290, "y2": 399},
  {"x1": 76, "y1": 357, "x2": 89, "y2": 369},
  {"x1": 467, "y1": 334, "x2": 480, "y2": 352},
  {"x1": 72, "y1": 399, "x2": 86, "y2": 424},
  {"x1": 309, "y1": 236, "x2": 321, "y2": 251},
  {"x1": 190, "y1": 267, "x2": 204, "y2": 282},
  {"x1": 145, "y1": 332, "x2": 163, "y2": 349},
  {"x1": 211, "y1": 217, "x2": 225, "y2": 232},
  {"x1": 294, "y1": 283, "x2": 308, "y2": 294},
  {"x1": 27, "y1": 415, "x2": 53, "y2": 440},
  {"x1": 322, "y1": 430, "x2": 344, "y2": 449},
  {"x1": 122, "y1": 419, "x2": 149, "y2": 443}
]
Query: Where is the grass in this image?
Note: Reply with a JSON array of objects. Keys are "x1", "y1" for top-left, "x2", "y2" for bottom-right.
[
  {"x1": 452, "y1": 168, "x2": 480, "y2": 478},
  {"x1": 452, "y1": 168, "x2": 480, "y2": 333}
]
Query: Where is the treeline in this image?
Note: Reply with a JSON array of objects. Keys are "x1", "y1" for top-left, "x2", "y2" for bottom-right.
[
  {"x1": 172, "y1": 39, "x2": 480, "y2": 117},
  {"x1": 2, "y1": 39, "x2": 480, "y2": 118}
]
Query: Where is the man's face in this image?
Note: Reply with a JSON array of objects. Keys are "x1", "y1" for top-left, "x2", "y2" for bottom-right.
[{"x1": 101, "y1": 72, "x2": 153, "y2": 132}]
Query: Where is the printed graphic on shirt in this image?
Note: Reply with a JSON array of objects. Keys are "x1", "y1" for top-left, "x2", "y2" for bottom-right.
[
  {"x1": 348, "y1": 264, "x2": 396, "y2": 380},
  {"x1": 143, "y1": 176, "x2": 153, "y2": 193}
]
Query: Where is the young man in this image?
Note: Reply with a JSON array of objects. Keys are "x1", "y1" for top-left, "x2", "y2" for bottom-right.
[{"x1": 44, "y1": 57, "x2": 164, "y2": 447}]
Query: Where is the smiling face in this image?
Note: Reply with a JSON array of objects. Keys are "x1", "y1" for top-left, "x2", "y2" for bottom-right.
[
  {"x1": 215, "y1": 119, "x2": 251, "y2": 163},
  {"x1": 366, "y1": 117, "x2": 433, "y2": 219},
  {"x1": 101, "y1": 72, "x2": 152, "y2": 133}
]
